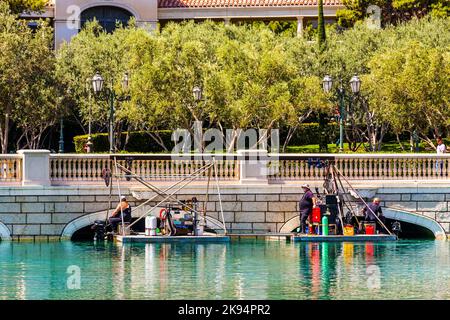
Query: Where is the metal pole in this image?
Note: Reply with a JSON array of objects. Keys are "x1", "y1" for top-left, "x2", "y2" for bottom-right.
[
  {"x1": 213, "y1": 157, "x2": 227, "y2": 235},
  {"x1": 114, "y1": 157, "x2": 126, "y2": 236},
  {"x1": 86, "y1": 87, "x2": 93, "y2": 153},
  {"x1": 58, "y1": 117, "x2": 64, "y2": 153},
  {"x1": 338, "y1": 88, "x2": 345, "y2": 153},
  {"x1": 109, "y1": 90, "x2": 115, "y2": 154}
]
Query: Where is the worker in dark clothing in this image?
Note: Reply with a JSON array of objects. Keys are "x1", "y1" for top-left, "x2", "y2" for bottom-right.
[
  {"x1": 362, "y1": 197, "x2": 386, "y2": 233},
  {"x1": 109, "y1": 196, "x2": 132, "y2": 233},
  {"x1": 298, "y1": 184, "x2": 317, "y2": 234}
]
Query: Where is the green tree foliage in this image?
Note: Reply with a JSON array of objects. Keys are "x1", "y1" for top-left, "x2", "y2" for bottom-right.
[
  {"x1": 57, "y1": 21, "x2": 330, "y2": 152},
  {"x1": 324, "y1": 16, "x2": 450, "y2": 151},
  {"x1": 4, "y1": 0, "x2": 47, "y2": 14},
  {"x1": 365, "y1": 41, "x2": 450, "y2": 148},
  {"x1": 318, "y1": 0, "x2": 327, "y2": 50},
  {"x1": 337, "y1": 0, "x2": 449, "y2": 27},
  {"x1": 0, "y1": 2, "x2": 57, "y2": 152},
  {"x1": 56, "y1": 16, "x2": 449, "y2": 153}
]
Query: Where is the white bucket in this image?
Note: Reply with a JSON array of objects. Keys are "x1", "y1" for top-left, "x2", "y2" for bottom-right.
[
  {"x1": 145, "y1": 216, "x2": 157, "y2": 236},
  {"x1": 196, "y1": 225, "x2": 204, "y2": 236}
]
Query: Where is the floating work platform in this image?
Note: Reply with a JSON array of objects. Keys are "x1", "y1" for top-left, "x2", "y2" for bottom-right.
[
  {"x1": 228, "y1": 233, "x2": 292, "y2": 242},
  {"x1": 291, "y1": 234, "x2": 398, "y2": 242},
  {"x1": 115, "y1": 234, "x2": 231, "y2": 244}
]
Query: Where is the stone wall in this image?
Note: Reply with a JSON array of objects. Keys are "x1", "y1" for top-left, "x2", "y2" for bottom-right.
[{"x1": 0, "y1": 183, "x2": 449, "y2": 241}]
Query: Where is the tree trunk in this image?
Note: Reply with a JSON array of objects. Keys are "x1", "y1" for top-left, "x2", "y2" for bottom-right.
[
  {"x1": 2, "y1": 108, "x2": 10, "y2": 154},
  {"x1": 396, "y1": 133, "x2": 405, "y2": 151},
  {"x1": 148, "y1": 131, "x2": 169, "y2": 152},
  {"x1": 282, "y1": 126, "x2": 297, "y2": 153}
]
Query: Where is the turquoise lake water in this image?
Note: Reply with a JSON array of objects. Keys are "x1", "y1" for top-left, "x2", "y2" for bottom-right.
[{"x1": 0, "y1": 240, "x2": 449, "y2": 300}]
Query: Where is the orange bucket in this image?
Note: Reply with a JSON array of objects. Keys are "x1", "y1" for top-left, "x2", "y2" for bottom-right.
[{"x1": 343, "y1": 225, "x2": 354, "y2": 236}]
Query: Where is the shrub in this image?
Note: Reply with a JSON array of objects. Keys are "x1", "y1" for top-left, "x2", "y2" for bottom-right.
[{"x1": 73, "y1": 130, "x2": 174, "y2": 153}]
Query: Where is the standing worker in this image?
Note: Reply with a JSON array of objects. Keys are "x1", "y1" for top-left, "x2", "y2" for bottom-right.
[
  {"x1": 298, "y1": 184, "x2": 317, "y2": 234},
  {"x1": 362, "y1": 197, "x2": 386, "y2": 233}
]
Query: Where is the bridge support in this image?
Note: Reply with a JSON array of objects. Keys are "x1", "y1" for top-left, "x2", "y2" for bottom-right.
[
  {"x1": 383, "y1": 208, "x2": 447, "y2": 240},
  {"x1": 0, "y1": 222, "x2": 11, "y2": 241}
]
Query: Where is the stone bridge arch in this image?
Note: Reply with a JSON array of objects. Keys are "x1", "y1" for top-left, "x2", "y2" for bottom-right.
[
  {"x1": 383, "y1": 207, "x2": 446, "y2": 240},
  {"x1": 0, "y1": 221, "x2": 11, "y2": 241},
  {"x1": 61, "y1": 210, "x2": 227, "y2": 240},
  {"x1": 278, "y1": 208, "x2": 447, "y2": 240}
]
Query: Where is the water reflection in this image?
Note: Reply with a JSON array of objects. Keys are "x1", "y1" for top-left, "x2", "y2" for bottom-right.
[{"x1": 0, "y1": 240, "x2": 449, "y2": 299}]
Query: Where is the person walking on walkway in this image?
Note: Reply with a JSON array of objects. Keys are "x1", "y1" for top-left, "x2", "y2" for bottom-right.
[
  {"x1": 436, "y1": 136, "x2": 446, "y2": 176},
  {"x1": 298, "y1": 184, "x2": 317, "y2": 234}
]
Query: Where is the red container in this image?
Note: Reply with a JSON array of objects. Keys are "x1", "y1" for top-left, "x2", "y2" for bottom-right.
[
  {"x1": 365, "y1": 224, "x2": 375, "y2": 235},
  {"x1": 312, "y1": 207, "x2": 321, "y2": 223}
]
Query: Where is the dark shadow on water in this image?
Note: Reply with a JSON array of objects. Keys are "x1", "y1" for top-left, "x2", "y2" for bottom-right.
[{"x1": 385, "y1": 218, "x2": 435, "y2": 240}]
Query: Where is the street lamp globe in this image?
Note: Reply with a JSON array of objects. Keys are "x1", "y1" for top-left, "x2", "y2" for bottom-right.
[
  {"x1": 349, "y1": 74, "x2": 361, "y2": 94},
  {"x1": 193, "y1": 86, "x2": 202, "y2": 102},
  {"x1": 322, "y1": 75, "x2": 333, "y2": 93},
  {"x1": 92, "y1": 72, "x2": 104, "y2": 93}
]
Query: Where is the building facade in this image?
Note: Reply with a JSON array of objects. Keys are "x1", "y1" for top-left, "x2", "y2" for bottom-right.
[{"x1": 24, "y1": 0, "x2": 343, "y2": 47}]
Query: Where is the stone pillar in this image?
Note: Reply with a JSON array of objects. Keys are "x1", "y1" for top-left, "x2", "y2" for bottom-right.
[
  {"x1": 238, "y1": 149, "x2": 268, "y2": 185},
  {"x1": 296, "y1": 16, "x2": 304, "y2": 37},
  {"x1": 17, "y1": 150, "x2": 51, "y2": 186},
  {"x1": 136, "y1": 21, "x2": 158, "y2": 32},
  {"x1": 224, "y1": 18, "x2": 231, "y2": 25}
]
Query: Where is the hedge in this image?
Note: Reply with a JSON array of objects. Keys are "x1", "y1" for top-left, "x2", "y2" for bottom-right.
[
  {"x1": 73, "y1": 124, "x2": 341, "y2": 153},
  {"x1": 284, "y1": 122, "x2": 339, "y2": 146},
  {"x1": 73, "y1": 130, "x2": 174, "y2": 153}
]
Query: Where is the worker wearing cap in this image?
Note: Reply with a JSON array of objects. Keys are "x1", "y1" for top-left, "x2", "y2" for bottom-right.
[
  {"x1": 298, "y1": 184, "x2": 317, "y2": 234},
  {"x1": 363, "y1": 197, "x2": 386, "y2": 233},
  {"x1": 108, "y1": 196, "x2": 132, "y2": 233}
]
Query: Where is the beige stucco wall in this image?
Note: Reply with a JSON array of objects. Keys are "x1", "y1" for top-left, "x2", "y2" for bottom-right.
[{"x1": 53, "y1": 0, "x2": 158, "y2": 48}]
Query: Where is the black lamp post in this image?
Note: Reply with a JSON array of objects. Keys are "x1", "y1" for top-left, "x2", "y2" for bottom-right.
[
  {"x1": 85, "y1": 78, "x2": 93, "y2": 153},
  {"x1": 58, "y1": 117, "x2": 64, "y2": 153},
  {"x1": 92, "y1": 71, "x2": 130, "y2": 153},
  {"x1": 192, "y1": 86, "x2": 203, "y2": 152},
  {"x1": 322, "y1": 73, "x2": 361, "y2": 153},
  {"x1": 193, "y1": 86, "x2": 202, "y2": 103}
]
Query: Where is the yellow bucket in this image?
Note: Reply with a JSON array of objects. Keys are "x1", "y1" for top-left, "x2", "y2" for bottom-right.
[{"x1": 343, "y1": 225, "x2": 354, "y2": 236}]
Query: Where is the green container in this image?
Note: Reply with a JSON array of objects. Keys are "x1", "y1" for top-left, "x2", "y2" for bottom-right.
[{"x1": 322, "y1": 215, "x2": 329, "y2": 236}]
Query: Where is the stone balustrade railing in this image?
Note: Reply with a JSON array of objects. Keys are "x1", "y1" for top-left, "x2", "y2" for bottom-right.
[
  {"x1": 3, "y1": 151, "x2": 450, "y2": 186},
  {"x1": 268, "y1": 154, "x2": 450, "y2": 181},
  {"x1": 50, "y1": 153, "x2": 239, "y2": 184},
  {"x1": 0, "y1": 155, "x2": 22, "y2": 183}
]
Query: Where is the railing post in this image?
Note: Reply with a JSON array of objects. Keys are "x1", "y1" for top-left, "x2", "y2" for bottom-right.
[
  {"x1": 238, "y1": 149, "x2": 268, "y2": 184},
  {"x1": 17, "y1": 150, "x2": 51, "y2": 186}
]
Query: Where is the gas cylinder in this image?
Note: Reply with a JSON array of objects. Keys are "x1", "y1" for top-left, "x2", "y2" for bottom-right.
[
  {"x1": 322, "y1": 215, "x2": 329, "y2": 236},
  {"x1": 145, "y1": 216, "x2": 157, "y2": 236}
]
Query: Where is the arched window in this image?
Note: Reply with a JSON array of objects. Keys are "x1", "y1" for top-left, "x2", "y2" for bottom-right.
[{"x1": 80, "y1": 6, "x2": 133, "y2": 33}]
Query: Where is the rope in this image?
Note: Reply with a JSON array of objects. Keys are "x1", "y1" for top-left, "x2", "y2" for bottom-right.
[
  {"x1": 213, "y1": 157, "x2": 227, "y2": 235},
  {"x1": 333, "y1": 166, "x2": 393, "y2": 236},
  {"x1": 114, "y1": 157, "x2": 126, "y2": 236}
]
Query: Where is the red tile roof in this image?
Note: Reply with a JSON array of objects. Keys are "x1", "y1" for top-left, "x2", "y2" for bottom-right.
[{"x1": 158, "y1": 0, "x2": 342, "y2": 8}]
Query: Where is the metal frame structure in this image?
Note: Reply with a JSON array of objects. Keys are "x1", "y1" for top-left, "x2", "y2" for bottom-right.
[{"x1": 108, "y1": 154, "x2": 228, "y2": 237}]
